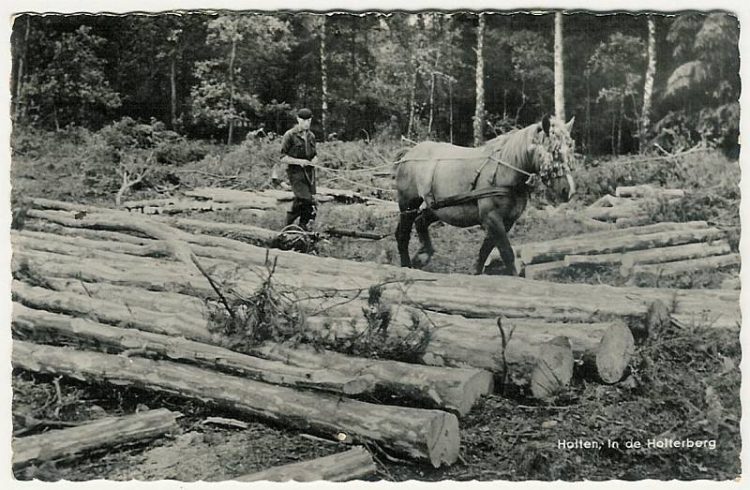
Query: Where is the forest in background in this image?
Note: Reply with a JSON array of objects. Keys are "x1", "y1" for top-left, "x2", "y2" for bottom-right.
[{"x1": 9, "y1": 11, "x2": 740, "y2": 157}]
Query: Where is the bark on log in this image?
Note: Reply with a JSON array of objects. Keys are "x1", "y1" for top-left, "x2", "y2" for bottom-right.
[
  {"x1": 15, "y1": 224, "x2": 739, "y2": 332},
  {"x1": 12, "y1": 408, "x2": 181, "y2": 468},
  {"x1": 619, "y1": 240, "x2": 732, "y2": 276},
  {"x1": 523, "y1": 260, "x2": 568, "y2": 279},
  {"x1": 12, "y1": 304, "x2": 377, "y2": 396},
  {"x1": 12, "y1": 280, "x2": 213, "y2": 342},
  {"x1": 615, "y1": 185, "x2": 685, "y2": 199},
  {"x1": 13, "y1": 229, "x2": 172, "y2": 259},
  {"x1": 23, "y1": 219, "x2": 160, "y2": 246},
  {"x1": 630, "y1": 254, "x2": 740, "y2": 277},
  {"x1": 584, "y1": 202, "x2": 646, "y2": 222},
  {"x1": 564, "y1": 253, "x2": 625, "y2": 267},
  {"x1": 13, "y1": 341, "x2": 461, "y2": 467},
  {"x1": 157, "y1": 216, "x2": 278, "y2": 245},
  {"x1": 519, "y1": 227, "x2": 723, "y2": 266},
  {"x1": 236, "y1": 447, "x2": 377, "y2": 482},
  {"x1": 251, "y1": 343, "x2": 493, "y2": 416},
  {"x1": 530, "y1": 336, "x2": 574, "y2": 401},
  {"x1": 518, "y1": 221, "x2": 709, "y2": 262}
]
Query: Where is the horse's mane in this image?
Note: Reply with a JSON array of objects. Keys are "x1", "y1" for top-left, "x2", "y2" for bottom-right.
[{"x1": 481, "y1": 124, "x2": 538, "y2": 169}]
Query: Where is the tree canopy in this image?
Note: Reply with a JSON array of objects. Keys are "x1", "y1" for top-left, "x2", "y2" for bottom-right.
[{"x1": 10, "y1": 11, "x2": 740, "y2": 156}]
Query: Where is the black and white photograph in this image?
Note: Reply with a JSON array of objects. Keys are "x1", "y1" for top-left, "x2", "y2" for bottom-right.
[{"x1": 3, "y1": 0, "x2": 745, "y2": 484}]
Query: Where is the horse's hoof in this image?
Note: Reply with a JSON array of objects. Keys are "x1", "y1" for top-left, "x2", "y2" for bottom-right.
[{"x1": 411, "y1": 252, "x2": 432, "y2": 269}]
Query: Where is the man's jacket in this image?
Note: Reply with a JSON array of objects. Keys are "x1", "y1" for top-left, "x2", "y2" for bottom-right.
[{"x1": 280, "y1": 125, "x2": 316, "y2": 162}]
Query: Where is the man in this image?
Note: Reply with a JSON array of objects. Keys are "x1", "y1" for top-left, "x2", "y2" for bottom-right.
[{"x1": 280, "y1": 108, "x2": 319, "y2": 230}]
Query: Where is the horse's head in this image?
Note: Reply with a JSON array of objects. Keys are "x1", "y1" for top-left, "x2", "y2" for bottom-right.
[{"x1": 533, "y1": 114, "x2": 576, "y2": 205}]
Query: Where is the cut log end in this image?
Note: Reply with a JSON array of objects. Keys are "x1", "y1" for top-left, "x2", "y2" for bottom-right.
[
  {"x1": 530, "y1": 336, "x2": 574, "y2": 401},
  {"x1": 426, "y1": 411, "x2": 460, "y2": 468},
  {"x1": 595, "y1": 323, "x2": 635, "y2": 384}
]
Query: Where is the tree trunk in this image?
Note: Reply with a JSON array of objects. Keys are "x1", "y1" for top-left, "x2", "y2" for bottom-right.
[
  {"x1": 519, "y1": 226, "x2": 723, "y2": 265},
  {"x1": 170, "y1": 51, "x2": 178, "y2": 129},
  {"x1": 12, "y1": 304, "x2": 376, "y2": 396},
  {"x1": 17, "y1": 207, "x2": 739, "y2": 331},
  {"x1": 407, "y1": 53, "x2": 418, "y2": 138},
  {"x1": 227, "y1": 37, "x2": 237, "y2": 145},
  {"x1": 251, "y1": 344, "x2": 493, "y2": 417},
  {"x1": 13, "y1": 341, "x2": 461, "y2": 467},
  {"x1": 639, "y1": 15, "x2": 657, "y2": 152},
  {"x1": 615, "y1": 185, "x2": 685, "y2": 199},
  {"x1": 554, "y1": 12, "x2": 566, "y2": 122},
  {"x1": 320, "y1": 18, "x2": 328, "y2": 138},
  {"x1": 473, "y1": 13, "x2": 486, "y2": 147},
  {"x1": 629, "y1": 254, "x2": 740, "y2": 278},
  {"x1": 237, "y1": 447, "x2": 376, "y2": 482},
  {"x1": 12, "y1": 408, "x2": 181, "y2": 468},
  {"x1": 13, "y1": 17, "x2": 31, "y2": 121},
  {"x1": 12, "y1": 280, "x2": 213, "y2": 342},
  {"x1": 619, "y1": 240, "x2": 731, "y2": 276}
]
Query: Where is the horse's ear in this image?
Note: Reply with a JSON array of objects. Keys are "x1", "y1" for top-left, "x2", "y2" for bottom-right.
[
  {"x1": 565, "y1": 116, "x2": 575, "y2": 133},
  {"x1": 541, "y1": 114, "x2": 551, "y2": 136}
]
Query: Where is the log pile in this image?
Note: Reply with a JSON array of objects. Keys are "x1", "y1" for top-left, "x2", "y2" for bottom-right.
[
  {"x1": 512, "y1": 220, "x2": 738, "y2": 283},
  {"x1": 11, "y1": 197, "x2": 741, "y2": 474},
  {"x1": 121, "y1": 186, "x2": 397, "y2": 215},
  {"x1": 584, "y1": 185, "x2": 687, "y2": 225}
]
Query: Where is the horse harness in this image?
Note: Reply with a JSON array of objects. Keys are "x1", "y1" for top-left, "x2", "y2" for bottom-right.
[{"x1": 421, "y1": 153, "x2": 540, "y2": 211}]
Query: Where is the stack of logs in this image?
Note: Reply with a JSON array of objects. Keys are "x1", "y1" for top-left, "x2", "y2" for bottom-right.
[
  {"x1": 515, "y1": 220, "x2": 739, "y2": 284},
  {"x1": 10, "y1": 198, "x2": 741, "y2": 476},
  {"x1": 121, "y1": 186, "x2": 397, "y2": 216},
  {"x1": 584, "y1": 184, "x2": 686, "y2": 226}
]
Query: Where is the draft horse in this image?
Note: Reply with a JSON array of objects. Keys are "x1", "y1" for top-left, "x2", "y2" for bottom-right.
[{"x1": 394, "y1": 115, "x2": 576, "y2": 276}]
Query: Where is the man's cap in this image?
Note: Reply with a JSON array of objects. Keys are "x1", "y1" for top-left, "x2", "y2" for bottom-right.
[{"x1": 297, "y1": 108, "x2": 313, "y2": 120}]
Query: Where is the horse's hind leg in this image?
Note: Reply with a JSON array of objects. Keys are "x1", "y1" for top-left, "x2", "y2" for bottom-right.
[
  {"x1": 475, "y1": 235, "x2": 495, "y2": 275},
  {"x1": 412, "y1": 209, "x2": 438, "y2": 268},
  {"x1": 482, "y1": 211, "x2": 518, "y2": 276},
  {"x1": 395, "y1": 205, "x2": 418, "y2": 268}
]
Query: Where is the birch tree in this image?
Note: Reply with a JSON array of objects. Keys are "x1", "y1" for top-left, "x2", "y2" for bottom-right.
[
  {"x1": 554, "y1": 11, "x2": 566, "y2": 122},
  {"x1": 639, "y1": 15, "x2": 656, "y2": 152},
  {"x1": 473, "y1": 13, "x2": 486, "y2": 147}
]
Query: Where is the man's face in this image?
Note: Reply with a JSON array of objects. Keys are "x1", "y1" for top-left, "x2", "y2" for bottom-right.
[{"x1": 298, "y1": 117, "x2": 312, "y2": 130}]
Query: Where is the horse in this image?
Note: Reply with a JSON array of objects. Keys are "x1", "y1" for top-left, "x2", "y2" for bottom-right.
[{"x1": 393, "y1": 115, "x2": 576, "y2": 276}]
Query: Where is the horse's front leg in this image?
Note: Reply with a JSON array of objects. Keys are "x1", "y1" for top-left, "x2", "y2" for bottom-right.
[{"x1": 482, "y1": 211, "x2": 518, "y2": 276}]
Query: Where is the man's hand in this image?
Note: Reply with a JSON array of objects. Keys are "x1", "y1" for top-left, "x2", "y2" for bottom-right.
[{"x1": 310, "y1": 156, "x2": 319, "y2": 166}]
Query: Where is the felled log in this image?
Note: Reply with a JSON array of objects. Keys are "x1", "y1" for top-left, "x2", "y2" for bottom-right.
[
  {"x1": 23, "y1": 220, "x2": 160, "y2": 246},
  {"x1": 584, "y1": 202, "x2": 644, "y2": 222},
  {"x1": 589, "y1": 194, "x2": 630, "y2": 208},
  {"x1": 519, "y1": 226, "x2": 723, "y2": 266},
  {"x1": 251, "y1": 343, "x2": 493, "y2": 416},
  {"x1": 615, "y1": 185, "x2": 686, "y2": 199},
  {"x1": 523, "y1": 260, "x2": 568, "y2": 279},
  {"x1": 15, "y1": 222, "x2": 739, "y2": 332},
  {"x1": 530, "y1": 336, "x2": 574, "y2": 401},
  {"x1": 13, "y1": 229, "x2": 172, "y2": 259},
  {"x1": 122, "y1": 197, "x2": 276, "y2": 214},
  {"x1": 619, "y1": 240, "x2": 732, "y2": 276},
  {"x1": 518, "y1": 221, "x2": 709, "y2": 263},
  {"x1": 12, "y1": 280, "x2": 213, "y2": 342},
  {"x1": 581, "y1": 323, "x2": 635, "y2": 384},
  {"x1": 236, "y1": 447, "x2": 377, "y2": 482},
  {"x1": 14, "y1": 341, "x2": 460, "y2": 467},
  {"x1": 11, "y1": 304, "x2": 375, "y2": 396},
  {"x1": 564, "y1": 253, "x2": 624, "y2": 267},
  {"x1": 12, "y1": 408, "x2": 181, "y2": 468},
  {"x1": 630, "y1": 254, "x2": 741, "y2": 278},
  {"x1": 156, "y1": 216, "x2": 278, "y2": 245}
]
